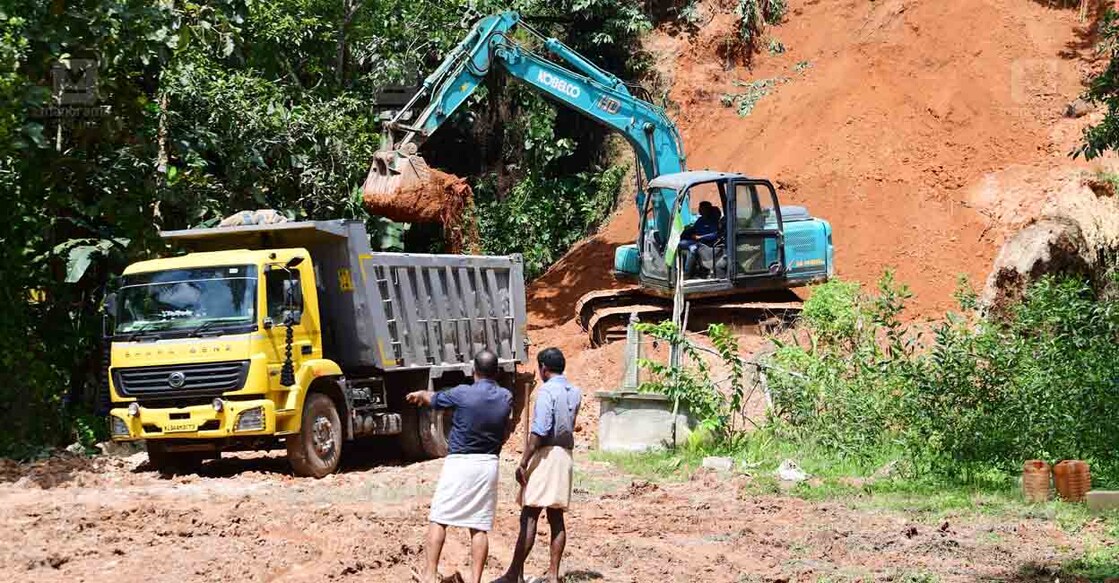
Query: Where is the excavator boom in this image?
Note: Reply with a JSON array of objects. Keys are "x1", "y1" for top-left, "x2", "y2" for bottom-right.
[
  {"x1": 364, "y1": 11, "x2": 834, "y2": 345},
  {"x1": 364, "y1": 11, "x2": 687, "y2": 228}
]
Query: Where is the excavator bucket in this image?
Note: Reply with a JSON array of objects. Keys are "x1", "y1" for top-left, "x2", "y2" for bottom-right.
[
  {"x1": 362, "y1": 147, "x2": 445, "y2": 224},
  {"x1": 361, "y1": 146, "x2": 480, "y2": 254}
]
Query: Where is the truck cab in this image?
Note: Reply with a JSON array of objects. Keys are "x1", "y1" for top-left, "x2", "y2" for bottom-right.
[{"x1": 106, "y1": 219, "x2": 528, "y2": 477}]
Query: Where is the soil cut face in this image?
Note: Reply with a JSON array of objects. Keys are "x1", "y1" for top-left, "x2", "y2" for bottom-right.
[{"x1": 524, "y1": 0, "x2": 1099, "y2": 327}]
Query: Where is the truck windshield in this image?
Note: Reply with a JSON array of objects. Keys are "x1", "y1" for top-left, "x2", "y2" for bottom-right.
[{"x1": 115, "y1": 265, "x2": 258, "y2": 337}]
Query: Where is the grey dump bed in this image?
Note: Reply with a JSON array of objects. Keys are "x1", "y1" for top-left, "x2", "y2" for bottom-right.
[{"x1": 161, "y1": 220, "x2": 528, "y2": 375}]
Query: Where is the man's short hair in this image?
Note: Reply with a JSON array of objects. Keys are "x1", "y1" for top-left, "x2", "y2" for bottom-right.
[
  {"x1": 537, "y1": 347, "x2": 565, "y2": 374},
  {"x1": 698, "y1": 201, "x2": 713, "y2": 212},
  {"x1": 474, "y1": 350, "x2": 499, "y2": 379}
]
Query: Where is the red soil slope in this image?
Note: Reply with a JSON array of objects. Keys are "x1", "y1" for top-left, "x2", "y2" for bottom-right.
[
  {"x1": 523, "y1": 0, "x2": 1093, "y2": 404},
  {"x1": 530, "y1": 0, "x2": 1088, "y2": 326}
]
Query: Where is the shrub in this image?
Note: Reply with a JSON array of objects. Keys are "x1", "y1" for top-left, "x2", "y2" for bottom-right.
[{"x1": 765, "y1": 274, "x2": 1119, "y2": 485}]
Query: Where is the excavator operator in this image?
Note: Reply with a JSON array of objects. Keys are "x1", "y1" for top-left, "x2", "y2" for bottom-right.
[{"x1": 679, "y1": 201, "x2": 722, "y2": 278}]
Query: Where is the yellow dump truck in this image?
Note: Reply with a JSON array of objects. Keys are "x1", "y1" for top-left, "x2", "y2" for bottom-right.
[{"x1": 105, "y1": 219, "x2": 528, "y2": 477}]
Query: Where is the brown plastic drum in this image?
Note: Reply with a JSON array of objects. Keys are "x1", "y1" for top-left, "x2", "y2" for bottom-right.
[
  {"x1": 1053, "y1": 460, "x2": 1091, "y2": 503},
  {"x1": 1022, "y1": 460, "x2": 1051, "y2": 503}
]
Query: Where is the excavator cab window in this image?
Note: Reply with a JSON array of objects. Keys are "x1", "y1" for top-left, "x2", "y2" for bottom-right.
[{"x1": 639, "y1": 188, "x2": 670, "y2": 283}]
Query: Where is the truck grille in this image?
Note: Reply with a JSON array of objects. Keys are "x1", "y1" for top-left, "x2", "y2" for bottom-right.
[{"x1": 113, "y1": 360, "x2": 250, "y2": 404}]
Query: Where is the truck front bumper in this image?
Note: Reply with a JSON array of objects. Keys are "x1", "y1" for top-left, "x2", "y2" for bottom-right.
[{"x1": 109, "y1": 399, "x2": 276, "y2": 441}]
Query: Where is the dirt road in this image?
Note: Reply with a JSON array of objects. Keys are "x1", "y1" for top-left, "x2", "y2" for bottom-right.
[{"x1": 0, "y1": 449, "x2": 1091, "y2": 582}]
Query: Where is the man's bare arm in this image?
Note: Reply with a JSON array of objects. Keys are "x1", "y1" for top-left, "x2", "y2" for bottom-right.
[
  {"x1": 516, "y1": 433, "x2": 542, "y2": 485},
  {"x1": 405, "y1": 391, "x2": 435, "y2": 407}
]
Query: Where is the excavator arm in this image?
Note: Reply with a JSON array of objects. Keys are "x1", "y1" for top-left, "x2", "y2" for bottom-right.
[{"x1": 364, "y1": 11, "x2": 688, "y2": 224}]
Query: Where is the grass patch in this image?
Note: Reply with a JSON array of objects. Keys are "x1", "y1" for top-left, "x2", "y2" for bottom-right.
[
  {"x1": 590, "y1": 444, "x2": 1118, "y2": 536},
  {"x1": 587, "y1": 449, "x2": 703, "y2": 482},
  {"x1": 1062, "y1": 543, "x2": 1119, "y2": 582}
]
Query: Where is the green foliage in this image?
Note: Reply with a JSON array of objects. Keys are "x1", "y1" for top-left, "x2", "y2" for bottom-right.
[
  {"x1": 0, "y1": 0, "x2": 656, "y2": 455},
  {"x1": 766, "y1": 38, "x2": 786, "y2": 55},
  {"x1": 475, "y1": 162, "x2": 625, "y2": 279},
  {"x1": 720, "y1": 78, "x2": 785, "y2": 117},
  {"x1": 1079, "y1": 8, "x2": 1119, "y2": 159},
  {"x1": 633, "y1": 321, "x2": 752, "y2": 437},
  {"x1": 734, "y1": 0, "x2": 786, "y2": 51},
  {"x1": 765, "y1": 274, "x2": 1119, "y2": 485},
  {"x1": 720, "y1": 60, "x2": 810, "y2": 116}
]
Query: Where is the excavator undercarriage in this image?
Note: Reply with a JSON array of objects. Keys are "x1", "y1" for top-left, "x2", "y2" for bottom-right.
[{"x1": 575, "y1": 287, "x2": 804, "y2": 347}]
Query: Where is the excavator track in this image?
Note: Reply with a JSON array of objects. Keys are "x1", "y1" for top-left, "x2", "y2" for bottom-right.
[{"x1": 576, "y1": 287, "x2": 804, "y2": 347}]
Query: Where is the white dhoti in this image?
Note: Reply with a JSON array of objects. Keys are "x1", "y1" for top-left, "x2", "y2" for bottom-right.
[{"x1": 428, "y1": 453, "x2": 500, "y2": 531}]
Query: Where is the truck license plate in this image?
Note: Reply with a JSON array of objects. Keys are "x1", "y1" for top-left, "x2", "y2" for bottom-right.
[{"x1": 165, "y1": 422, "x2": 196, "y2": 433}]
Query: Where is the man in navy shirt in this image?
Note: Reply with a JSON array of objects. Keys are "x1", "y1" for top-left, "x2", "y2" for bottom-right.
[{"x1": 406, "y1": 350, "x2": 513, "y2": 583}]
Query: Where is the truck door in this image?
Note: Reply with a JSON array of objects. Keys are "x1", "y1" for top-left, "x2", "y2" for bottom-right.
[
  {"x1": 263, "y1": 262, "x2": 315, "y2": 387},
  {"x1": 731, "y1": 179, "x2": 785, "y2": 280}
]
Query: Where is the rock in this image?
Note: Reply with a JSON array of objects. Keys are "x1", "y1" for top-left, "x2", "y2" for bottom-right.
[
  {"x1": 702, "y1": 456, "x2": 734, "y2": 472},
  {"x1": 1087, "y1": 490, "x2": 1119, "y2": 512},
  {"x1": 65, "y1": 442, "x2": 86, "y2": 455},
  {"x1": 97, "y1": 440, "x2": 146, "y2": 457},
  {"x1": 775, "y1": 459, "x2": 809, "y2": 482},
  {"x1": 982, "y1": 217, "x2": 1092, "y2": 319},
  {"x1": 1065, "y1": 98, "x2": 1093, "y2": 118}
]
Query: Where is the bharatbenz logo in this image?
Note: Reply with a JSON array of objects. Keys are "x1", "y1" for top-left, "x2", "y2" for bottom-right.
[
  {"x1": 167, "y1": 371, "x2": 186, "y2": 388},
  {"x1": 537, "y1": 71, "x2": 581, "y2": 99}
]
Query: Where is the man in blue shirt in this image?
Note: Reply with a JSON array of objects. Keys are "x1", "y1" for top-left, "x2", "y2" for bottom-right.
[
  {"x1": 406, "y1": 350, "x2": 512, "y2": 583},
  {"x1": 678, "y1": 201, "x2": 722, "y2": 277},
  {"x1": 495, "y1": 347, "x2": 582, "y2": 583}
]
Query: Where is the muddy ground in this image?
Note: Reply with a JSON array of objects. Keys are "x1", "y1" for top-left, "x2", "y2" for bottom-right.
[{"x1": 0, "y1": 446, "x2": 1096, "y2": 582}]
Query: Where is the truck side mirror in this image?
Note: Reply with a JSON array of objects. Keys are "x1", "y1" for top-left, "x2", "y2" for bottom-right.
[
  {"x1": 102, "y1": 292, "x2": 117, "y2": 338},
  {"x1": 285, "y1": 256, "x2": 304, "y2": 269}
]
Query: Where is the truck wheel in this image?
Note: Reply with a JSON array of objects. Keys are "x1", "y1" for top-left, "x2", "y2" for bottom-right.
[
  {"x1": 418, "y1": 408, "x2": 452, "y2": 458},
  {"x1": 146, "y1": 442, "x2": 204, "y2": 476},
  {"x1": 399, "y1": 406, "x2": 426, "y2": 461},
  {"x1": 287, "y1": 393, "x2": 342, "y2": 478},
  {"x1": 400, "y1": 406, "x2": 452, "y2": 460}
]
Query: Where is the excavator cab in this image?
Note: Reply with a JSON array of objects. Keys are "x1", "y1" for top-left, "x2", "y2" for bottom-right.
[
  {"x1": 586, "y1": 171, "x2": 831, "y2": 345},
  {"x1": 626, "y1": 171, "x2": 790, "y2": 294}
]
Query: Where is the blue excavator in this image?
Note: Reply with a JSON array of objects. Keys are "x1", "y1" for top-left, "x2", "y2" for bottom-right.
[{"x1": 364, "y1": 11, "x2": 834, "y2": 346}]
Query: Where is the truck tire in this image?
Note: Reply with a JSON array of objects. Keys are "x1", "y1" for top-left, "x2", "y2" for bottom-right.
[
  {"x1": 287, "y1": 393, "x2": 343, "y2": 478},
  {"x1": 146, "y1": 442, "x2": 205, "y2": 476},
  {"x1": 399, "y1": 406, "x2": 452, "y2": 460},
  {"x1": 418, "y1": 408, "x2": 452, "y2": 458},
  {"x1": 399, "y1": 405, "x2": 427, "y2": 461}
]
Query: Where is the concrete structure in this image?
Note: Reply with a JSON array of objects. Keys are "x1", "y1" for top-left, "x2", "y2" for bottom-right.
[
  {"x1": 1087, "y1": 490, "x2": 1119, "y2": 513},
  {"x1": 595, "y1": 391, "x2": 694, "y2": 452}
]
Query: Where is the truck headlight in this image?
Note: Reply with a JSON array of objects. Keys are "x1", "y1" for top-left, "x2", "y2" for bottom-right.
[
  {"x1": 110, "y1": 416, "x2": 130, "y2": 437},
  {"x1": 127, "y1": 402, "x2": 140, "y2": 417},
  {"x1": 234, "y1": 406, "x2": 265, "y2": 432}
]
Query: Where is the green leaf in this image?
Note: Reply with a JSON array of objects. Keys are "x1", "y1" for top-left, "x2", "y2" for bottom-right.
[{"x1": 64, "y1": 245, "x2": 98, "y2": 283}]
